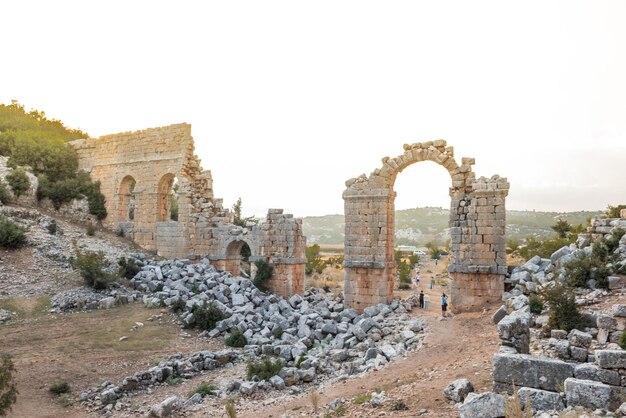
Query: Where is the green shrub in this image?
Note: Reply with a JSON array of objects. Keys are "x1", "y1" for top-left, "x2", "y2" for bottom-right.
[
  {"x1": 253, "y1": 260, "x2": 273, "y2": 292},
  {"x1": 86, "y1": 222, "x2": 95, "y2": 236},
  {"x1": 188, "y1": 381, "x2": 216, "y2": 398},
  {"x1": 0, "y1": 218, "x2": 27, "y2": 249},
  {"x1": 272, "y1": 328, "x2": 284, "y2": 339},
  {"x1": 225, "y1": 329, "x2": 248, "y2": 348},
  {"x1": 398, "y1": 283, "x2": 411, "y2": 290},
  {"x1": 189, "y1": 302, "x2": 227, "y2": 331},
  {"x1": 5, "y1": 169, "x2": 29, "y2": 199},
  {"x1": 564, "y1": 237, "x2": 620, "y2": 290},
  {"x1": 0, "y1": 354, "x2": 18, "y2": 416},
  {"x1": 48, "y1": 381, "x2": 70, "y2": 396},
  {"x1": 165, "y1": 376, "x2": 183, "y2": 386},
  {"x1": 37, "y1": 172, "x2": 107, "y2": 219},
  {"x1": 306, "y1": 244, "x2": 326, "y2": 275},
  {"x1": 353, "y1": 393, "x2": 371, "y2": 405},
  {"x1": 169, "y1": 298, "x2": 186, "y2": 313},
  {"x1": 118, "y1": 257, "x2": 141, "y2": 280},
  {"x1": 540, "y1": 282, "x2": 586, "y2": 332},
  {"x1": 246, "y1": 358, "x2": 283, "y2": 381},
  {"x1": 619, "y1": 331, "x2": 626, "y2": 350},
  {"x1": 70, "y1": 248, "x2": 113, "y2": 289},
  {"x1": 528, "y1": 295, "x2": 544, "y2": 314},
  {"x1": 295, "y1": 356, "x2": 305, "y2": 369},
  {"x1": 47, "y1": 220, "x2": 57, "y2": 235},
  {"x1": 389, "y1": 399, "x2": 409, "y2": 411},
  {"x1": 0, "y1": 180, "x2": 10, "y2": 204}
]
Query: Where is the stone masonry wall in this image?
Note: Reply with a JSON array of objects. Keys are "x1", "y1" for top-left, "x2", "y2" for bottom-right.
[
  {"x1": 70, "y1": 124, "x2": 305, "y2": 298},
  {"x1": 343, "y1": 140, "x2": 509, "y2": 312}
]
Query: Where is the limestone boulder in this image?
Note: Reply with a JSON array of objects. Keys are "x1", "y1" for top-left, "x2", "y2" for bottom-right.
[
  {"x1": 444, "y1": 378, "x2": 474, "y2": 403},
  {"x1": 458, "y1": 392, "x2": 505, "y2": 418},
  {"x1": 518, "y1": 387, "x2": 565, "y2": 412},
  {"x1": 149, "y1": 396, "x2": 181, "y2": 418}
]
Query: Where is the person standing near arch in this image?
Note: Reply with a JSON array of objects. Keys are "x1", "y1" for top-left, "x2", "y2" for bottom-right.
[{"x1": 441, "y1": 292, "x2": 448, "y2": 317}]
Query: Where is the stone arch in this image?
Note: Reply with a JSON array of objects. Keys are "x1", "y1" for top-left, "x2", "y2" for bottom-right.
[
  {"x1": 219, "y1": 237, "x2": 256, "y2": 277},
  {"x1": 118, "y1": 175, "x2": 137, "y2": 221},
  {"x1": 343, "y1": 140, "x2": 509, "y2": 313},
  {"x1": 157, "y1": 173, "x2": 176, "y2": 222}
]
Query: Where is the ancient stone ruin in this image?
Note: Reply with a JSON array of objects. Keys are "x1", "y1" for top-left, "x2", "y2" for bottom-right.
[
  {"x1": 343, "y1": 140, "x2": 509, "y2": 312},
  {"x1": 70, "y1": 124, "x2": 305, "y2": 297}
]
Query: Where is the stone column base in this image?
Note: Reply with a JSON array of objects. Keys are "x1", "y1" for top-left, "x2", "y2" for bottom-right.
[
  {"x1": 450, "y1": 272, "x2": 504, "y2": 312},
  {"x1": 344, "y1": 266, "x2": 393, "y2": 313}
]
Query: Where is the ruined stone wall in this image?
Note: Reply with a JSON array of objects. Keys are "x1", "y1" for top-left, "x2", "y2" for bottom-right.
[
  {"x1": 71, "y1": 124, "x2": 223, "y2": 258},
  {"x1": 70, "y1": 124, "x2": 305, "y2": 297},
  {"x1": 343, "y1": 140, "x2": 509, "y2": 312}
]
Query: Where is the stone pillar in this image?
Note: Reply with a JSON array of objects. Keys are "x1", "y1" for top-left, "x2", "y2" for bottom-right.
[
  {"x1": 343, "y1": 190, "x2": 393, "y2": 312},
  {"x1": 448, "y1": 175, "x2": 509, "y2": 312}
]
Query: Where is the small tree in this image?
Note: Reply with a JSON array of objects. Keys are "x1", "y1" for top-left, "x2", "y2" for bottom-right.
[
  {"x1": 70, "y1": 248, "x2": 113, "y2": 289},
  {"x1": 305, "y1": 244, "x2": 325, "y2": 275},
  {"x1": 540, "y1": 282, "x2": 586, "y2": 332},
  {"x1": 0, "y1": 218, "x2": 27, "y2": 249},
  {"x1": 0, "y1": 355, "x2": 18, "y2": 417},
  {"x1": 426, "y1": 242, "x2": 441, "y2": 260},
  {"x1": 0, "y1": 180, "x2": 10, "y2": 204},
  {"x1": 551, "y1": 219, "x2": 572, "y2": 239},
  {"x1": 232, "y1": 198, "x2": 256, "y2": 227},
  {"x1": 253, "y1": 259, "x2": 273, "y2": 291},
  {"x1": 606, "y1": 204, "x2": 626, "y2": 218},
  {"x1": 5, "y1": 169, "x2": 29, "y2": 199}
]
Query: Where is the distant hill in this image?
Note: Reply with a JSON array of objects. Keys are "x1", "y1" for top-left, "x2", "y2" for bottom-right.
[{"x1": 302, "y1": 207, "x2": 603, "y2": 246}]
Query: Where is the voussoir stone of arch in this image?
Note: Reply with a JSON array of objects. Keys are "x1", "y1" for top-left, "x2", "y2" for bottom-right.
[{"x1": 343, "y1": 141, "x2": 510, "y2": 313}]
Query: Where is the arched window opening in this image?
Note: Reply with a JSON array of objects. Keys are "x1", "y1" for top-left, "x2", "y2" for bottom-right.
[
  {"x1": 157, "y1": 173, "x2": 177, "y2": 222},
  {"x1": 118, "y1": 176, "x2": 136, "y2": 221}
]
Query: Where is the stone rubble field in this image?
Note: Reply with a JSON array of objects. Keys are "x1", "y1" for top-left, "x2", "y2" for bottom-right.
[{"x1": 53, "y1": 255, "x2": 427, "y2": 416}]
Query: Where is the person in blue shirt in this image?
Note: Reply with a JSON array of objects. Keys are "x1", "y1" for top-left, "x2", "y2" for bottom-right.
[{"x1": 441, "y1": 292, "x2": 448, "y2": 317}]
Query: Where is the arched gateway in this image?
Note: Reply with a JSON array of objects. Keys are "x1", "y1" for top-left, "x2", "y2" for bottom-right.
[{"x1": 343, "y1": 140, "x2": 509, "y2": 312}]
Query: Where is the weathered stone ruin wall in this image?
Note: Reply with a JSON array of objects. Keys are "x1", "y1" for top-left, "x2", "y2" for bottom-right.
[
  {"x1": 343, "y1": 140, "x2": 509, "y2": 312},
  {"x1": 209, "y1": 209, "x2": 306, "y2": 297},
  {"x1": 70, "y1": 124, "x2": 305, "y2": 297}
]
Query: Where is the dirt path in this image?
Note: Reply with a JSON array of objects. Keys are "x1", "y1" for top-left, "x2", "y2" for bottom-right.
[{"x1": 246, "y1": 303, "x2": 500, "y2": 418}]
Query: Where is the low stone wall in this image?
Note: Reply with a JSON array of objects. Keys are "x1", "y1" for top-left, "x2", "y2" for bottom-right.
[{"x1": 493, "y1": 352, "x2": 626, "y2": 412}]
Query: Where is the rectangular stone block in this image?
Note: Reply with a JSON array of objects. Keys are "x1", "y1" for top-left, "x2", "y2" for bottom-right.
[
  {"x1": 595, "y1": 350, "x2": 626, "y2": 369},
  {"x1": 492, "y1": 353, "x2": 574, "y2": 392},
  {"x1": 565, "y1": 378, "x2": 624, "y2": 411}
]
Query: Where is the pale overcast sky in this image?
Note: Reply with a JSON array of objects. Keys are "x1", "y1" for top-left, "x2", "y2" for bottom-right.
[{"x1": 1, "y1": 1, "x2": 625, "y2": 217}]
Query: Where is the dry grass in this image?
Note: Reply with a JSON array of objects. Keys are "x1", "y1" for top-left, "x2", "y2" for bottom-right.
[
  {"x1": 309, "y1": 390, "x2": 320, "y2": 413},
  {"x1": 504, "y1": 385, "x2": 532, "y2": 418},
  {"x1": 0, "y1": 296, "x2": 50, "y2": 320},
  {"x1": 225, "y1": 398, "x2": 237, "y2": 418},
  {"x1": 71, "y1": 306, "x2": 172, "y2": 351}
]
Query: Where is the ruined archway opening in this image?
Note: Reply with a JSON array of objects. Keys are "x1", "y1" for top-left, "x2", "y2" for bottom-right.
[
  {"x1": 157, "y1": 173, "x2": 178, "y2": 222},
  {"x1": 118, "y1": 175, "x2": 136, "y2": 221},
  {"x1": 225, "y1": 240, "x2": 253, "y2": 277},
  {"x1": 390, "y1": 161, "x2": 453, "y2": 291}
]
